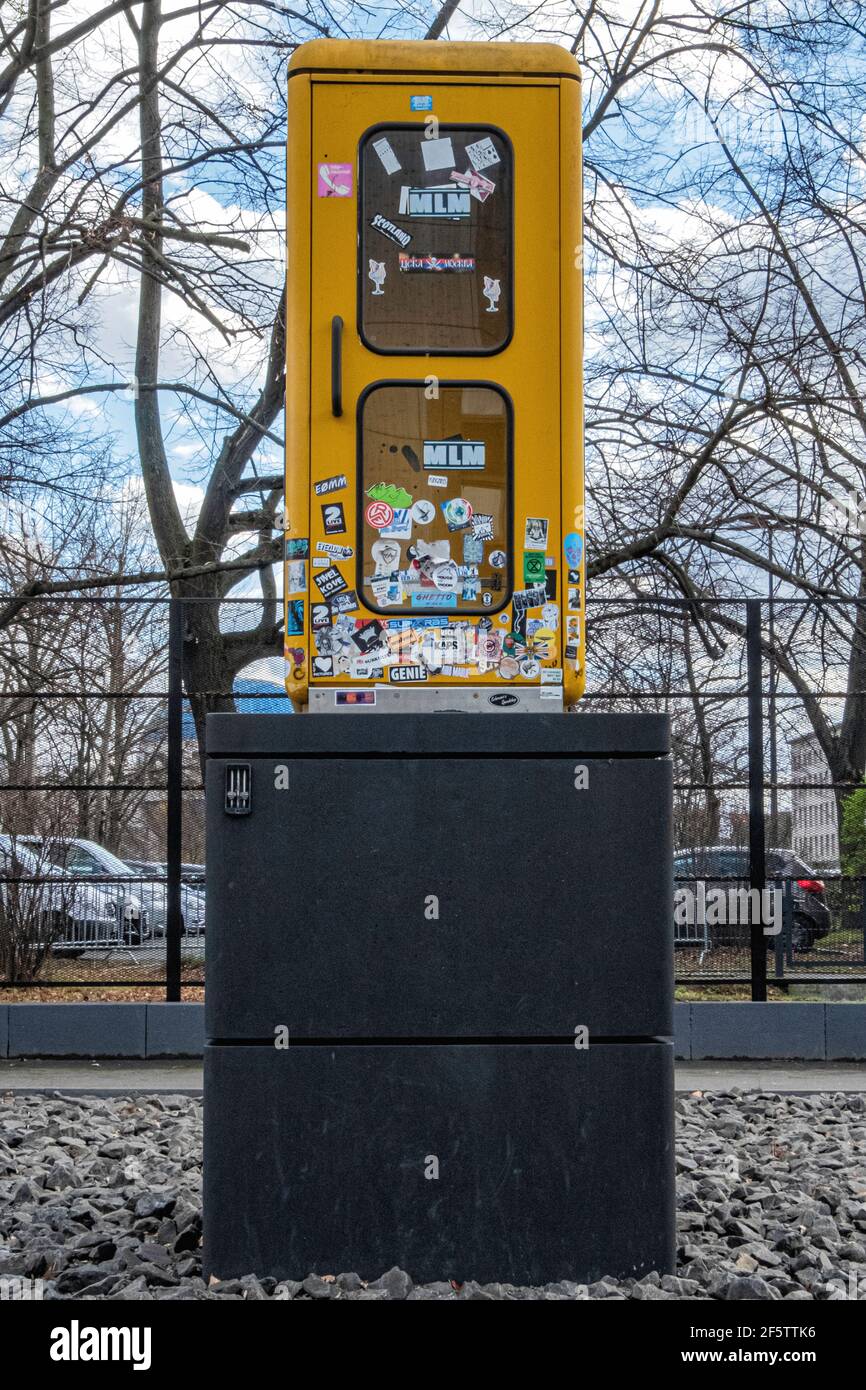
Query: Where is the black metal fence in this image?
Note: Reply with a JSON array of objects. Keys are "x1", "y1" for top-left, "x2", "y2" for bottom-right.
[{"x1": 1, "y1": 591, "x2": 865, "y2": 999}]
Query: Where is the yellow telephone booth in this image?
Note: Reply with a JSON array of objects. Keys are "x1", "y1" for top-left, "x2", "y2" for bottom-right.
[{"x1": 284, "y1": 39, "x2": 584, "y2": 711}]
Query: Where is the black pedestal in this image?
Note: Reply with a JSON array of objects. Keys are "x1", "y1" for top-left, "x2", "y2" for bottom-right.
[{"x1": 203, "y1": 713, "x2": 674, "y2": 1285}]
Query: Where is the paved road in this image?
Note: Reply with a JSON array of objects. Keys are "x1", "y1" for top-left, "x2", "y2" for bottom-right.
[{"x1": 1, "y1": 1058, "x2": 865, "y2": 1094}]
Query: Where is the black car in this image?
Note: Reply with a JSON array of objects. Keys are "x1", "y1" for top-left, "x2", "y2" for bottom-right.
[{"x1": 673, "y1": 845, "x2": 831, "y2": 953}]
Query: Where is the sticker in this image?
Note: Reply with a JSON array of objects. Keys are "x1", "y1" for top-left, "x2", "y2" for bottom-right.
[
  {"x1": 312, "y1": 655, "x2": 333, "y2": 677},
  {"x1": 311, "y1": 603, "x2": 331, "y2": 629},
  {"x1": 565, "y1": 643, "x2": 578, "y2": 661},
  {"x1": 427, "y1": 474, "x2": 448, "y2": 488},
  {"x1": 398, "y1": 185, "x2": 470, "y2": 219},
  {"x1": 410, "y1": 95, "x2": 433, "y2": 111},
  {"x1": 520, "y1": 657, "x2": 541, "y2": 679},
  {"x1": 568, "y1": 586, "x2": 581, "y2": 612},
  {"x1": 566, "y1": 617, "x2": 581, "y2": 644},
  {"x1": 568, "y1": 568, "x2": 581, "y2": 583},
  {"x1": 314, "y1": 565, "x2": 347, "y2": 600},
  {"x1": 541, "y1": 668, "x2": 563, "y2": 685},
  {"x1": 482, "y1": 277, "x2": 501, "y2": 312},
  {"x1": 285, "y1": 537, "x2": 309, "y2": 559},
  {"x1": 318, "y1": 163, "x2": 352, "y2": 197},
  {"x1": 286, "y1": 600, "x2": 304, "y2": 635},
  {"x1": 315, "y1": 473, "x2": 347, "y2": 496},
  {"x1": 316, "y1": 541, "x2": 353, "y2": 560},
  {"x1": 390, "y1": 664, "x2": 428, "y2": 682},
  {"x1": 412, "y1": 592, "x2": 457, "y2": 609},
  {"x1": 286, "y1": 560, "x2": 306, "y2": 594},
  {"x1": 564, "y1": 531, "x2": 584, "y2": 567},
  {"x1": 368, "y1": 259, "x2": 387, "y2": 295},
  {"x1": 352, "y1": 620, "x2": 386, "y2": 655},
  {"x1": 312, "y1": 557, "x2": 329, "y2": 568},
  {"x1": 372, "y1": 538, "x2": 402, "y2": 575},
  {"x1": 372, "y1": 136, "x2": 401, "y2": 174},
  {"x1": 465, "y1": 137, "x2": 500, "y2": 171},
  {"x1": 442, "y1": 497, "x2": 473, "y2": 530},
  {"x1": 421, "y1": 136, "x2": 455, "y2": 172},
  {"x1": 461, "y1": 580, "x2": 478, "y2": 601},
  {"x1": 498, "y1": 612, "x2": 510, "y2": 625},
  {"x1": 366, "y1": 499, "x2": 394, "y2": 529},
  {"x1": 367, "y1": 482, "x2": 413, "y2": 508},
  {"x1": 525, "y1": 517, "x2": 549, "y2": 547},
  {"x1": 321, "y1": 502, "x2": 346, "y2": 535},
  {"x1": 489, "y1": 549, "x2": 507, "y2": 569},
  {"x1": 540, "y1": 688, "x2": 563, "y2": 701},
  {"x1": 369, "y1": 213, "x2": 411, "y2": 248},
  {"x1": 471, "y1": 513, "x2": 494, "y2": 541},
  {"x1": 523, "y1": 551, "x2": 546, "y2": 584},
  {"x1": 542, "y1": 603, "x2": 559, "y2": 630},
  {"x1": 379, "y1": 507, "x2": 412, "y2": 540},
  {"x1": 336, "y1": 690, "x2": 376, "y2": 705},
  {"x1": 463, "y1": 534, "x2": 484, "y2": 565},
  {"x1": 416, "y1": 538, "x2": 452, "y2": 564},
  {"x1": 423, "y1": 439, "x2": 485, "y2": 469},
  {"x1": 411, "y1": 499, "x2": 436, "y2": 525},
  {"x1": 331, "y1": 590, "x2": 359, "y2": 615},
  {"x1": 433, "y1": 560, "x2": 459, "y2": 592},
  {"x1": 450, "y1": 168, "x2": 495, "y2": 202},
  {"x1": 399, "y1": 252, "x2": 475, "y2": 273},
  {"x1": 499, "y1": 656, "x2": 519, "y2": 680}
]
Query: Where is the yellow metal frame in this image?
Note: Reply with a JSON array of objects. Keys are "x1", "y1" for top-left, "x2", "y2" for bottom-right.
[{"x1": 285, "y1": 40, "x2": 583, "y2": 708}]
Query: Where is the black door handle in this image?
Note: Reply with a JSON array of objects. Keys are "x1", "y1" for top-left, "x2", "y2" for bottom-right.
[{"x1": 331, "y1": 315, "x2": 343, "y2": 417}]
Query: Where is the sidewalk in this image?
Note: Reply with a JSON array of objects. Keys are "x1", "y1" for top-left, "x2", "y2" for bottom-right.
[{"x1": 1, "y1": 1058, "x2": 866, "y2": 1093}]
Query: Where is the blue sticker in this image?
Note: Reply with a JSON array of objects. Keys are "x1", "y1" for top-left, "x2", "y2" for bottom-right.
[
  {"x1": 564, "y1": 531, "x2": 584, "y2": 568},
  {"x1": 412, "y1": 592, "x2": 457, "y2": 609},
  {"x1": 285, "y1": 537, "x2": 310, "y2": 559},
  {"x1": 410, "y1": 95, "x2": 433, "y2": 111},
  {"x1": 287, "y1": 599, "x2": 304, "y2": 635}
]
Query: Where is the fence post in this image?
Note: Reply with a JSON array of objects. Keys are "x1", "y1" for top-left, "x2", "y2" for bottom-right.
[
  {"x1": 166, "y1": 596, "x2": 183, "y2": 1003},
  {"x1": 746, "y1": 598, "x2": 767, "y2": 1002}
]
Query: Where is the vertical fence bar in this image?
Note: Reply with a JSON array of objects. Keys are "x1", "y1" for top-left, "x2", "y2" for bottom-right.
[
  {"x1": 166, "y1": 597, "x2": 183, "y2": 1003},
  {"x1": 746, "y1": 599, "x2": 767, "y2": 1002}
]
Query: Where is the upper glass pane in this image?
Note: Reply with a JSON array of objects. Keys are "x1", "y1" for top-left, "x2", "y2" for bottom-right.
[{"x1": 359, "y1": 125, "x2": 512, "y2": 354}]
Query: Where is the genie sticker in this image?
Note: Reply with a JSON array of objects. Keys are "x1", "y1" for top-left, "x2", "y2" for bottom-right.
[{"x1": 564, "y1": 531, "x2": 584, "y2": 568}]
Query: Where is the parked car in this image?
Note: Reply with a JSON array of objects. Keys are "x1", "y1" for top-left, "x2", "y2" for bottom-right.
[
  {"x1": 673, "y1": 845, "x2": 831, "y2": 953},
  {"x1": 25, "y1": 838, "x2": 206, "y2": 938},
  {"x1": 0, "y1": 836, "x2": 148, "y2": 957}
]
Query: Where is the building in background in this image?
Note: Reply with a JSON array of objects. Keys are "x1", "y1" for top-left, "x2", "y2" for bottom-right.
[{"x1": 789, "y1": 731, "x2": 840, "y2": 871}]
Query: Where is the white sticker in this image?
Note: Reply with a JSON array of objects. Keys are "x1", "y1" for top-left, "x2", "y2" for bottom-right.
[
  {"x1": 411, "y1": 499, "x2": 436, "y2": 525},
  {"x1": 421, "y1": 136, "x2": 455, "y2": 172},
  {"x1": 525, "y1": 517, "x2": 549, "y2": 547},
  {"x1": 427, "y1": 474, "x2": 448, "y2": 488},
  {"x1": 372, "y1": 137, "x2": 401, "y2": 175},
  {"x1": 540, "y1": 688, "x2": 563, "y2": 701},
  {"x1": 286, "y1": 560, "x2": 306, "y2": 595},
  {"x1": 541, "y1": 668, "x2": 563, "y2": 685},
  {"x1": 465, "y1": 137, "x2": 500, "y2": 171}
]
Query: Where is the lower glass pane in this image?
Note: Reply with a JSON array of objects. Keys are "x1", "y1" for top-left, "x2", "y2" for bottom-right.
[{"x1": 358, "y1": 383, "x2": 512, "y2": 616}]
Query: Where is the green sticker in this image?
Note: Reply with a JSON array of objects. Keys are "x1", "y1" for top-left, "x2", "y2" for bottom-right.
[
  {"x1": 366, "y1": 482, "x2": 413, "y2": 509},
  {"x1": 523, "y1": 551, "x2": 546, "y2": 583}
]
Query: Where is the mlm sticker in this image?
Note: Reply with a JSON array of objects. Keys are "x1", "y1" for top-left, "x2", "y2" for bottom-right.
[
  {"x1": 423, "y1": 439, "x2": 485, "y2": 470},
  {"x1": 366, "y1": 499, "x2": 394, "y2": 529},
  {"x1": 399, "y1": 253, "x2": 475, "y2": 273},
  {"x1": 369, "y1": 213, "x2": 411, "y2": 248},
  {"x1": 314, "y1": 566, "x2": 348, "y2": 600},
  {"x1": 398, "y1": 185, "x2": 470, "y2": 219},
  {"x1": 321, "y1": 502, "x2": 346, "y2": 535},
  {"x1": 390, "y1": 664, "x2": 428, "y2": 682},
  {"x1": 317, "y1": 163, "x2": 352, "y2": 197},
  {"x1": 465, "y1": 136, "x2": 500, "y2": 171},
  {"x1": 314, "y1": 473, "x2": 347, "y2": 496}
]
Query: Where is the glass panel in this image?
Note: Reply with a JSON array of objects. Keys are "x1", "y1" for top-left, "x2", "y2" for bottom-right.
[
  {"x1": 359, "y1": 125, "x2": 512, "y2": 354},
  {"x1": 359, "y1": 383, "x2": 511, "y2": 616}
]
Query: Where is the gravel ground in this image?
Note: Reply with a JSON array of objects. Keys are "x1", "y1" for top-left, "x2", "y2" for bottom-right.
[{"x1": 1, "y1": 1088, "x2": 865, "y2": 1301}]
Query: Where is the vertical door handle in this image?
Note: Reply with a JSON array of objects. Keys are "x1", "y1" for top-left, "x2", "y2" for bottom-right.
[{"x1": 331, "y1": 314, "x2": 343, "y2": 417}]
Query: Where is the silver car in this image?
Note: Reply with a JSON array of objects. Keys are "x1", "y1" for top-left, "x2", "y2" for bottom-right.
[
  {"x1": 0, "y1": 836, "x2": 146, "y2": 957},
  {"x1": 26, "y1": 838, "x2": 206, "y2": 938}
]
